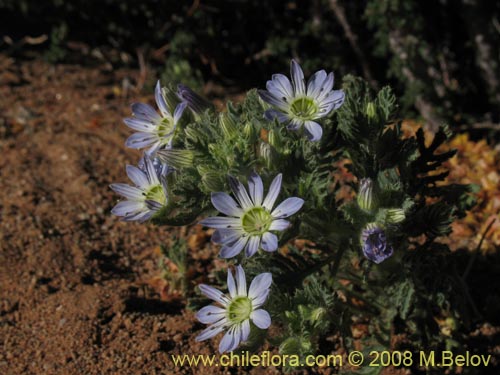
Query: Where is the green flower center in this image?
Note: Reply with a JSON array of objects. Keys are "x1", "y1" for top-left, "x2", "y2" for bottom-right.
[
  {"x1": 157, "y1": 117, "x2": 175, "y2": 140},
  {"x1": 241, "y1": 207, "x2": 273, "y2": 235},
  {"x1": 227, "y1": 296, "x2": 253, "y2": 324},
  {"x1": 289, "y1": 97, "x2": 318, "y2": 120},
  {"x1": 145, "y1": 184, "x2": 166, "y2": 205}
]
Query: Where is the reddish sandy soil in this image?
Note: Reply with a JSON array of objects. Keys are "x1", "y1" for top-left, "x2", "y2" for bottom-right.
[
  {"x1": 0, "y1": 55, "x2": 497, "y2": 375},
  {"x1": 0, "y1": 55, "x2": 255, "y2": 375}
]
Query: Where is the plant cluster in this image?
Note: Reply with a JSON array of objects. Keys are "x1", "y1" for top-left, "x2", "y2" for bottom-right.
[{"x1": 110, "y1": 59, "x2": 477, "y2": 372}]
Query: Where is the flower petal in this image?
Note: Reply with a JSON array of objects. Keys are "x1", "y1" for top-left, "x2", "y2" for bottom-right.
[
  {"x1": 199, "y1": 217, "x2": 242, "y2": 229},
  {"x1": 264, "y1": 109, "x2": 290, "y2": 123},
  {"x1": 270, "y1": 73, "x2": 294, "y2": 98},
  {"x1": 199, "y1": 284, "x2": 230, "y2": 306},
  {"x1": 271, "y1": 197, "x2": 304, "y2": 218},
  {"x1": 131, "y1": 102, "x2": 161, "y2": 122},
  {"x1": 173, "y1": 101, "x2": 187, "y2": 124},
  {"x1": 258, "y1": 90, "x2": 288, "y2": 110},
  {"x1": 290, "y1": 60, "x2": 305, "y2": 96},
  {"x1": 248, "y1": 272, "x2": 272, "y2": 300},
  {"x1": 251, "y1": 289, "x2": 270, "y2": 309},
  {"x1": 219, "y1": 236, "x2": 248, "y2": 258},
  {"x1": 262, "y1": 174, "x2": 282, "y2": 211},
  {"x1": 125, "y1": 209, "x2": 155, "y2": 222},
  {"x1": 111, "y1": 200, "x2": 145, "y2": 217},
  {"x1": 195, "y1": 318, "x2": 228, "y2": 342},
  {"x1": 126, "y1": 165, "x2": 149, "y2": 188},
  {"x1": 287, "y1": 118, "x2": 303, "y2": 131},
  {"x1": 211, "y1": 192, "x2": 243, "y2": 217},
  {"x1": 261, "y1": 232, "x2": 278, "y2": 252},
  {"x1": 245, "y1": 235, "x2": 260, "y2": 257},
  {"x1": 196, "y1": 305, "x2": 227, "y2": 324},
  {"x1": 306, "y1": 69, "x2": 327, "y2": 98},
  {"x1": 219, "y1": 326, "x2": 241, "y2": 353},
  {"x1": 228, "y1": 176, "x2": 253, "y2": 210},
  {"x1": 247, "y1": 172, "x2": 264, "y2": 206},
  {"x1": 269, "y1": 219, "x2": 290, "y2": 231},
  {"x1": 235, "y1": 265, "x2": 247, "y2": 296},
  {"x1": 212, "y1": 229, "x2": 244, "y2": 245},
  {"x1": 316, "y1": 72, "x2": 334, "y2": 102},
  {"x1": 304, "y1": 120, "x2": 323, "y2": 142},
  {"x1": 143, "y1": 156, "x2": 160, "y2": 185},
  {"x1": 125, "y1": 132, "x2": 158, "y2": 149},
  {"x1": 317, "y1": 89, "x2": 345, "y2": 117},
  {"x1": 241, "y1": 320, "x2": 250, "y2": 342},
  {"x1": 250, "y1": 309, "x2": 271, "y2": 329},
  {"x1": 110, "y1": 183, "x2": 143, "y2": 200},
  {"x1": 123, "y1": 117, "x2": 155, "y2": 132},
  {"x1": 227, "y1": 268, "x2": 237, "y2": 298},
  {"x1": 155, "y1": 81, "x2": 170, "y2": 118}
]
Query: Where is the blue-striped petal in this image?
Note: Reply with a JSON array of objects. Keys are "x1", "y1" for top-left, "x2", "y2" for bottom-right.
[
  {"x1": 250, "y1": 309, "x2": 271, "y2": 329},
  {"x1": 196, "y1": 305, "x2": 226, "y2": 324},
  {"x1": 220, "y1": 236, "x2": 248, "y2": 258},
  {"x1": 247, "y1": 172, "x2": 264, "y2": 206},
  {"x1": 261, "y1": 232, "x2": 278, "y2": 252},
  {"x1": 290, "y1": 60, "x2": 305, "y2": 96},
  {"x1": 199, "y1": 217, "x2": 242, "y2": 229},
  {"x1": 131, "y1": 102, "x2": 161, "y2": 122},
  {"x1": 304, "y1": 120, "x2": 323, "y2": 142},
  {"x1": 109, "y1": 183, "x2": 143, "y2": 200},
  {"x1": 262, "y1": 174, "x2": 282, "y2": 211},
  {"x1": 211, "y1": 192, "x2": 243, "y2": 217},
  {"x1": 271, "y1": 197, "x2": 304, "y2": 218},
  {"x1": 245, "y1": 235, "x2": 260, "y2": 257}
]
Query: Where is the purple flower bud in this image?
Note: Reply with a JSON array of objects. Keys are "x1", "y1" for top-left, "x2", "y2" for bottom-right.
[
  {"x1": 361, "y1": 224, "x2": 394, "y2": 264},
  {"x1": 177, "y1": 84, "x2": 212, "y2": 115}
]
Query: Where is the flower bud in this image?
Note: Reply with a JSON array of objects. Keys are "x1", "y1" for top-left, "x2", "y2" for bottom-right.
[
  {"x1": 385, "y1": 208, "x2": 406, "y2": 224},
  {"x1": 220, "y1": 112, "x2": 237, "y2": 138},
  {"x1": 310, "y1": 307, "x2": 327, "y2": 322},
  {"x1": 202, "y1": 172, "x2": 224, "y2": 191},
  {"x1": 357, "y1": 178, "x2": 379, "y2": 212},
  {"x1": 156, "y1": 149, "x2": 195, "y2": 169},
  {"x1": 279, "y1": 337, "x2": 312, "y2": 355},
  {"x1": 243, "y1": 122, "x2": 257, "y2": 140},
  {"x1": 177, "y1": 84, "x2": 212, "y2": 115},
  {"x1": 360, "y1": 223, "x2": 394, "y2": 264},
  {"x1": 365, "y1": 101, "x2": 377, "y2": 121},
  {"x1": 259, "y1": 142, "x2": 274, "y2": 167},
  {"x1": 268, "y1": 130, "x2": 282, "y2": 149}
]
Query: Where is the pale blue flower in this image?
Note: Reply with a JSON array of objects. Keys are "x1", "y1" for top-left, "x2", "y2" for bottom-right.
[
  {"x1": 110, "y1": 155, "x2": 168, "y2": 222},
  {"x1": 258, "y1": 59, "x2": 345, "y2": 141},
  {"x1": 200, "y1": 173, "x2": 304, "y2": 258},
  {"x1": 124, "y1": 81, "x2": 187, "y2": 155},
  {"x1": 196, "y1": 266, "x2": 272, "y2": 353}
]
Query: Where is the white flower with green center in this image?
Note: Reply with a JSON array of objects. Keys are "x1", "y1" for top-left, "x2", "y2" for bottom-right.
[
  {"x1": 258, "y1": 59, "x2": 345, "y2": 141},
  {"x1": 124, "y1": 81, "x2": 187, "y2": 155},
  {"x1": 110, "y1": 156, "x2": 168, "y2": 222},
  {"x1": 196, "y1": 265, "x2": 272, "y2": 353},
  {"x1": 200, "y1": 173, "x2": 304, "y2": 258}
]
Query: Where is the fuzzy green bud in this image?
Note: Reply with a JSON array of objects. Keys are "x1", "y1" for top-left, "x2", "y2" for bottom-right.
[
  {"x1": 243, "y1": 122, "x2": 257, "y2": 140},
  {"x1": 357, "y1": 178, "x2": 379, "y2": 212},
  {"x1": 366, "y1": 101, "x2": 377, "y2": 121},
  {"x1": 385, "y1": 208, "x2": 406, "y2": 224},
  {"x1": 157, "y1": 149, "x2": 195, "y2": 169},
  {"x1": 202, "y1": 172, "x2": 224, "y2": 191},
  {"x1": 279, "y1": 337, "x2": 312, "y2": 355},
  {"x1": 259, "y1": 142, "x2": 274, "y2": 167},
  {"x1": 267, "y1": 130, "x2": 282, "y2": 149},
  {"x1": 219, "y1": 112, "x2": 237, "y2": 138},
  {"x1": 309, "y1": 307, "x2": 327, "y2": 322}
]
